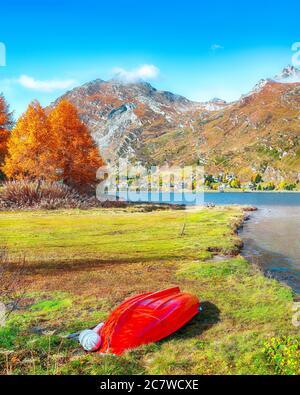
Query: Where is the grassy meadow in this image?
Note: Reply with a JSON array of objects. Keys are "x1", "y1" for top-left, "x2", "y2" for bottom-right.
[{"x1": 0, "y1": 207, "x2": 299, "y2": 375}]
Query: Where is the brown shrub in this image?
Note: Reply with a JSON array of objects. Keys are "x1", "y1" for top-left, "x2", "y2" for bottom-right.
[
  {"x1": 0, "y1": 180, "x2": 93, "y2": 210},
  {"x1": 0, "y1": 180, "x2": 186, "y2": 211}
]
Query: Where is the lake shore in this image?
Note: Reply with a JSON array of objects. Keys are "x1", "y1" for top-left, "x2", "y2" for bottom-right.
[{"x1": 240, "y1": 205, "x2": 300, "y2": 295}]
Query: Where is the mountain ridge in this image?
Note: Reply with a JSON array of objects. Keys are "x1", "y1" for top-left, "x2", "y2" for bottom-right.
[{"x1": 51, "y1": 66, "x2": 300, "y2": 183}]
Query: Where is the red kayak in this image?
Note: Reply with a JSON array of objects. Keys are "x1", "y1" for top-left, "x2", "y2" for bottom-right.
[{"x1": 96, "y1": 287, "x2": 200, "y2": 355}]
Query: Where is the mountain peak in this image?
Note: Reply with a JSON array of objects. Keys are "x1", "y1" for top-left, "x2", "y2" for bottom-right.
[
  {"x1": 274, "y1": 65, "x2": 300, "y2": 82},
  {"x1": 246, "y1": 65, "x2": 300, "y2": 98},
  {"x1": 209, "y1": 97, "x2": 227, "y2": 104}
]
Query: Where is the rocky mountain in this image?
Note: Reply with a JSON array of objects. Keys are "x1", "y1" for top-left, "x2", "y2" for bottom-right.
[
  {"x1": 52, "y1": 66, "x2": 300, "y2": 183},
  {"x1": 52, "y1": 79, "x2": 207, "y2": 164}
]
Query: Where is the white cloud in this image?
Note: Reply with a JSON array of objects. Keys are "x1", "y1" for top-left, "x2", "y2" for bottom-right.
[
  {"x1": 211, "y1": 44, "x2": 224, "y2": 51},
  {"x1": 112, "y1": 64, "x2": 160, "y2": 83},
  {"x1": 17, "y1": 75, "x2": 76, "y2": 92}
]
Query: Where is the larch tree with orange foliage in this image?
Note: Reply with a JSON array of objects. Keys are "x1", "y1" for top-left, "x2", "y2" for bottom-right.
[
  {"x1": 0, "y1": 94, "x2": 13, "y2": 177},
  {"x1": 3, "y1": 101, "x2": 54, "y2": 180},
  {"x1": 48, "y1": 99, "x2": 103, "y2": 189},
  {"x1": 3, "y1": 99, "x2": 103, "y2": 190}
]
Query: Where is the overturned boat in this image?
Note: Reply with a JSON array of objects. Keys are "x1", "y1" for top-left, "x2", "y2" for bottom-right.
[{"x1": 95, "y1": 287, "x2": 200, "y2": 355}]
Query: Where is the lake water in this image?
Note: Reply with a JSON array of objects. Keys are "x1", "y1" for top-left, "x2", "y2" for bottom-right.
[
  {"x1": 117, "y1": 191, "x2": 300, "y2": 207},
  {"x1": 118, "y1": 191, "x2": 300, "y2": 294}
]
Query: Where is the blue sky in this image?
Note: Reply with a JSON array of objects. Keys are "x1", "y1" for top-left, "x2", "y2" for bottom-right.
[{"x1": 0, "y1": 0, "x2": 300, "y2": 116}]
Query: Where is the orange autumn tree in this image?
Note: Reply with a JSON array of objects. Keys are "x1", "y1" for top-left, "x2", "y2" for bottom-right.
[
  {"x1": 48, "y1": 100, "x2": 103, "y2": 189},
  {"x1": 3, "y1": 101, "x2": 54, "y2": 179},
  {"x1": 0, "y1": 94, "x2": 13, "y2": 175}
]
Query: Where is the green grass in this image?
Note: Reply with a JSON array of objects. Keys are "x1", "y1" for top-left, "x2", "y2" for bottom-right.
[
  {"x1": 0, "y1": 208, "x2": 242, "y2": 264},
  {"x1": 263, "y1": 336, "x2": 300, "y2": 375},
  {"x1": 30, "y1": 297, "x2": 72, "y2": 312},
  {"x1": 0, "y1": 207, "x2": 298, "y2": 375}
]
